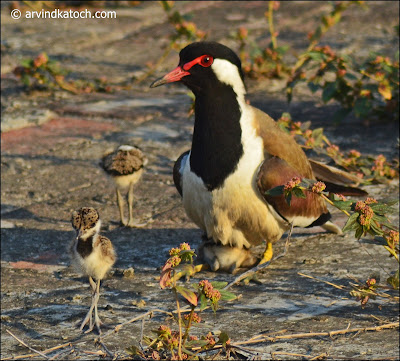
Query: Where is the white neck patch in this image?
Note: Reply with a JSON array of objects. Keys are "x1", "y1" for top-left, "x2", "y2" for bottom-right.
[{"x1": 211, "y1": 59, "x2": 246, "y2": 99}]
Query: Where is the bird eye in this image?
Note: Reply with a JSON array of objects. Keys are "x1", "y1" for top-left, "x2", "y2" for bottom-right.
[{"x1": 200, "y1": 55, "x2": 213, "y2": 67}]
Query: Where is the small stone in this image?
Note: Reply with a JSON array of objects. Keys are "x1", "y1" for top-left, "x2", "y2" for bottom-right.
[
  {"x1": 132, "y1": 299, "x2": 146, "y2": 308},
  {"x1": 123, "y1": 267, "x2": 135, "y2": 279},
  {"x1": 1, "y1": 220, "x2": 15, "y2": 229}
]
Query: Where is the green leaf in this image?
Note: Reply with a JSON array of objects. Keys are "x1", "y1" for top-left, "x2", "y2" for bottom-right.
[
  {"x1": 184, "y1": 339, "x2": 209, "y2": 349},
  {"x1": 181, "y1": 346, "x2": 195, "y2": 356},
  {"x1": 199, "y1": 293, "x2": 208, "y2": 311},
  {"x1": 210, "y1": 281, "x2": 228, "y2": 289},
  {"x1": 386, "y1": 270, "x2": 399, "y2": 289},
  {"x1": 342, "y1": 212, "x2": 360, "y2": 233},
  {"x1": 307, "y1": 51, "x2": 326, "y2": 62},
  {"x1": 284, "y1": 192, "x2": 292, "y2": 206},
  {"x1": 125, "y1": 345, "x2": 141, "y2": 356},
  {"x1": 265, "y1": 185, "x2": 284, "y2": 197},
  {"x1": 218, "y1": 331, "x2": 230, "y2": 346},
  {"x1": 369, "y1": 221, "x2": 384, "y2": 236},
  {"x1": 21, "y1": 59, "x2": 33, "y2": 68},
  {"x1": 175, "y1": 285, "x2": 198, "y2": 306},
  {"x1": 355, "y1": 226, "x2": 364, "y2": 239},
  {"x1": 330, "y1": 199, "x2": 354, "y2": 212},
  {"x1": 354, "y1": 97, "x2": 372, "y2": 118},
  {"x1": 219, "y1": 289, "x2": 237, "y2": 302},
  {"x1": 292, "y1": 187, "x2": 306, "y2": 199},
  {"x1": 370, "y1": 203, "x2": 398, "y2": 214},
  {"x1": 307, "y1": 82, "x2": 321, "y2": 93},
  {"x1": 322, "y1": 82, "x2": 337, "y2": 103}
]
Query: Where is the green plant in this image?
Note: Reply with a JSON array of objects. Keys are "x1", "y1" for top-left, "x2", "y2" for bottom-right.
[
  {"x1": 265, "y1": 178, "x2": 399, "y2": 307},
  {"x1": 13, "y1": 52, "x2": 114, "y2": 94},
  {"x1": 276, "y1": 112, "x2": 399, "y2": 183},
  {"x1": 136, "y1": 1, "x2": 206, "y2": 83},
  {"x1": 234, "y1": 1, "x2": 289, "y2": 79},
  {"x1": 286, "y1": 1, "x2": 399, "y2": 122},
  {"x1": 126, "y1": 243, "x2": 236, "y2": 360},
  {"x1": 286, "y1": 46, "x2": 399, "y2": 122}
]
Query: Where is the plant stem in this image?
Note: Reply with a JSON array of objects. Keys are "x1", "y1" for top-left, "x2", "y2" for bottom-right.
[
  {"x1": 182, "y1": 306, "x2": 195, "y2": 345},
  {"x1": 320, "y1": 193, "x2": 351, "y2": 217},
  {"x1": 173, "y1": 288, "x2": 183, "y2": 360},
  {"x1": 267, "y1": 1, "x2": 277, "y2": 50}
]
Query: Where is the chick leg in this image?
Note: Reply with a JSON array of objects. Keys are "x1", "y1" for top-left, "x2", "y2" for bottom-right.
[
  {"x1": 116, "y1": 188, "x2": 127, "y2": 226},
  {"x1": 126, "y1": 182, "x2": 147, "y2": 228},
  {"x1": 80, "y1": 276, "x2": 96, "y2": 332},
  {"x1": 127, "y1": 182, "x2": 135, "y2": 227},
  {"x1": 93, "y1": 279, "x2": 103, "y2": 334}
]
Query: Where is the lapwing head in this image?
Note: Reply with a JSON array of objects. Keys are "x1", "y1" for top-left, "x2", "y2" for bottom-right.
[
  {"x1": 71, "y1": 207, "x2": 101, "y2": 240},
  {"x1": 150, "y1": 41, "x2": 246, "y2": 97}
]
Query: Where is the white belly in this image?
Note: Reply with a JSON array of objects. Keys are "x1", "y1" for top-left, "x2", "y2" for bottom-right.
[{"x1": 181, "y1": 130, "x2": 286, "y2": 249}]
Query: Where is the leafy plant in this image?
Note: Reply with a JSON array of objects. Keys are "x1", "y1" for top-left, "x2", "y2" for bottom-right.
[
  {"x1": 265, "y1": 178, "x2": 399, "y2": 306},
  {"x1": 234, "y1": 1, "x2": 289, "y2": 79},
  {"x1": 136, "y1": 1, "x2": 207, "y2": 83},
  {"x1": 13, "y1": 52, "x2": 114, "y2": 94},
  {"x1": 127, "y1": 243, "x2": 236, "y2": 360},
  {"x1": 286, "y1": 46, "x2": 399, "y2": 122},
  {"x1": 276, "y1": 112, "x2": 399, "y2": 183}
]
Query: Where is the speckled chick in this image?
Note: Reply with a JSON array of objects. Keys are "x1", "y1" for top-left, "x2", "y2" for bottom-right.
[
  {"x1": 70, "y1": 207, "x2": 116, "y2": 334},
  {"x1": 101, "y1": 145, "x2": 148, "y2": 227}
]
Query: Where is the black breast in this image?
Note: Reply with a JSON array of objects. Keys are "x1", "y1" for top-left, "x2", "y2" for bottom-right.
[
  {"x1": 190, "y1": 83, "x2": 243, "y2": 191},
  {"x1": 76, "y1": 236, "x2": 93, "y2": 258}
]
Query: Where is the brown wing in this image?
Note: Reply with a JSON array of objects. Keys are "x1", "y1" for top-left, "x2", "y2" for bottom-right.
[
  {"x1": 251, "y1": 106, "x2": 328, "y2": 226},
  {"x1": 95, "y1": 235, "x2": 117, "y2": 265},
  {"x1": 251, "y1": 106, "x2": 314, "y2": 178},
  {"x1": 257, "y1": 157, "x2": 328, "y2": 226},
  {"x1": 309, "y1": 159, "x2": 368, "y2": 196}
]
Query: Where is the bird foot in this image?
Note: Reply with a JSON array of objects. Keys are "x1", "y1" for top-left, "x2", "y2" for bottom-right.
[
  {"x1": 80, "y1": 312, "x2": 94, "y2": 333},
  {"x1": 125, "y1": 218, "x2": 149, "y2": 228}
]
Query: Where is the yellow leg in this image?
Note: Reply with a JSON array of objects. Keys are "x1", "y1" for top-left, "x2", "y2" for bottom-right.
[{"x1": 259, "y1": 241, "x2": 273, "y2": 265}]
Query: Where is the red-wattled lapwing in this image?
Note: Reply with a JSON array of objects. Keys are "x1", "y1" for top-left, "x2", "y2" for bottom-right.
[
  {"x1": 70, "y1": 207, "x2": 116, "y2": 334},
  {"x1": 151, "y1": 41, "x2": 364, "y2": 272},
  {"x1": 101, "y1": 145, "x2": 148, "y2": 227}
]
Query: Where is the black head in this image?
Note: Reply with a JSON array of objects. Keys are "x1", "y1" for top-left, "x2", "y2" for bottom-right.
[{"x1": 150, "y1": 41, "x2": 245, "y2": 94}]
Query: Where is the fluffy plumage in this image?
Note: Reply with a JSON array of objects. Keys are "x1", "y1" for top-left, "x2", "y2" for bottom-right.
[
  {"x1": 70, "y1": 207, "x2": 116, "y2": 334},
  {"x1": 101, "y1": 145, "x2": 148, "y2": 227}
]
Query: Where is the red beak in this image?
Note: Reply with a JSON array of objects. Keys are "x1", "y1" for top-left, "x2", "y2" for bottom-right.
[{"x1": 150, "y1": 66, "x2": 190, "y2": 88}]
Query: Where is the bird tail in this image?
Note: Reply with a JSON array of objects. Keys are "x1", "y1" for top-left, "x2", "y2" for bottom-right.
[{"x1": 309, "y1": 159, "x2": 367, "y2": 196}]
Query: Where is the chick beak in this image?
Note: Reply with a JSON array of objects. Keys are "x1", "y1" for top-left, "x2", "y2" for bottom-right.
[{"x1": 150, "y1": 66, "x2": 190, "y2": 88}]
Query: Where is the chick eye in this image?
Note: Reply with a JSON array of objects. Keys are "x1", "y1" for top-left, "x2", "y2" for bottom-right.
[{"x1": 200, "y1": 55, "x2": 213, "y2": 67}]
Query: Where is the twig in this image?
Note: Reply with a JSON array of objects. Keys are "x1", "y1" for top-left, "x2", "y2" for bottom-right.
[
  {"x1": 68, "y1": 182, "x2": 92, "y2": 192},
  {"x1": 49, "y1": 348, "x2": 74, "y2": 361},
  {"x1": 5, "y1": 329, "x2": 50, "y2": 360},
  {"x1": 297, "y1": 272, "x2": 347, "y2": 290},
  {"x1": 139, "y1": 315, "x2": 146, "y2": 351},
  {"x1": 234, "y1": 322, "x2": 399, "y2": 345},
  {"x1": 1, "y1": 343, "x2": 71, "y2": 361},
  {"x1": 225, "y1": 223, "x2": 294, "y2": 289},
  {"x1": 271, "y1": 351, "x2": 316, "y2": 359},
  {"x1": 96, "y1": 340, "x2": 115, "y2": 359}
]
